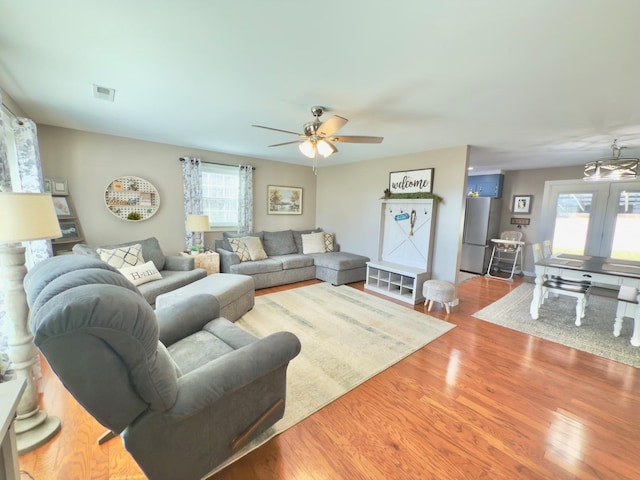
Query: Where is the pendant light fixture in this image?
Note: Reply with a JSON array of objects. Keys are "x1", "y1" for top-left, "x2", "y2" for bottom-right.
[{"x1": 584, "y1": 139, "x2": 639, "y2": 181}]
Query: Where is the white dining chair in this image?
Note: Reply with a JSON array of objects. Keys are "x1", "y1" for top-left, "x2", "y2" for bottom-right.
[{"x1": 614, "y1": 285, "x2": 640, "y2": 347}]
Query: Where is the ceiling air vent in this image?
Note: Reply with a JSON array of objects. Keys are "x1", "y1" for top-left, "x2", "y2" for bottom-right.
[{"x1": 92, "y1": 84, "x2": 115, "y2": 102}]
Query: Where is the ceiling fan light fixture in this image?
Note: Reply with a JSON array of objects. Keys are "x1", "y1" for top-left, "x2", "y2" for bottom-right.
[
  {"x1": 316, "y1": 139, "x2": 336, "y2": 158},
  {"x1": 299, "y1": 140, "x2": 315, "y2": 159}
]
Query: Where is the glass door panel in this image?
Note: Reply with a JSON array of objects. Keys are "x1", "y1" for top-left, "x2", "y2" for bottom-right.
[
  {"x1": 551, "y1": 193, "x2": 593, "y2": 255},
  {"x1": 607, "y1": 186, "x2": 640, "y2": 260}
]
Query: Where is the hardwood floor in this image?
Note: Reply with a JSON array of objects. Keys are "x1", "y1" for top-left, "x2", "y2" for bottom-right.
[{"x1": 18, "y1": 276, "x2": 640, "y2": 479}]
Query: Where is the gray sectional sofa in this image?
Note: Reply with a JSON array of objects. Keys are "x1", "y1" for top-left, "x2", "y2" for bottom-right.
[
  {"x1": 72, "y1": 236, "x2": 207, "y2": 306},
  {"x1": 215, "y1": 229, "x2": 369, "y2": 289}
]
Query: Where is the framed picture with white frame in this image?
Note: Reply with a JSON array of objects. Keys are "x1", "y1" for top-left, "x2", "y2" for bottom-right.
[
  {"x1": 512, "y1": 195, "x2": 532, "y2": 214},
  {"x1": 267, "y1": 185, "x2": 302, "y2": 215}
]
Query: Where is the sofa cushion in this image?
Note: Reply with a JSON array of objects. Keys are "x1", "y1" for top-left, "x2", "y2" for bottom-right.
[
  {"x1": 301, "y1": 232, "x2": 326, "y2": 254},
  {"x1": 136, "y1": 269, "x2": 206, "y2": 306},
  {"x1": 270, "y1": 254, "x2": 315, "y2": 270},
  {"x1": 309, "y1": 252, "x2": 369, "y2": 270},
  {"x1": 97, "y1": 243, "x2": 145, "y2": 268},
  {"x1": 231, "y1": 258, "x2": 282, "y2": 276},
  {"x1": 262, "y1": 230, "x2": 297, "y2": 256},
  {"x1": 119, "y1": 261, "x2": 163, "y2": 286},
  {"x1": 240, "y1": 236, "x2": 268, "y2": 261},
  {"x1": 324, "y1": 233, "x2": 335, "y2": 252},
  {"x1": 292, "y1": 228, "x2": 322, "y2": 254}
]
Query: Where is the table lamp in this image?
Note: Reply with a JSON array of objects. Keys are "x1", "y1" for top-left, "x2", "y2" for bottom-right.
[
  {"x1": 0, "y1": 192, "x2": 62, "y2": 453},
  {"x1": 185, "y1": 214, "x2": 210, "y2": 252}
]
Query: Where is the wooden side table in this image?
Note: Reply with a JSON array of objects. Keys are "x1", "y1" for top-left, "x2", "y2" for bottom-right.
[{"x1": 180, "y1": 251, "x2": 220, "y2": 275}]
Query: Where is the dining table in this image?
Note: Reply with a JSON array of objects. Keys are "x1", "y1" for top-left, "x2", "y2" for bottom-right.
[{"x1": 530, "y1": 253, "x2": 640, "y2": 322}]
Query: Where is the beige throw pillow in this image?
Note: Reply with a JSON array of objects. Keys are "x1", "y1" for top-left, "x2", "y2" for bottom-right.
[
  {"x1": 119, "y1": 261, "x2": 163, "y2": 286},
  {"x1": 240, "y1": 236, "x2": 268, "y2": 261},
  {"x1": 301, "y1": 232, "x2": 326, "y2": 254},
  {"x1": 97, "y1": 244, "x2": 144, "y2": 269},
  {"x1": 228, "y1": 237, "x2": 251, "y2": 262}
]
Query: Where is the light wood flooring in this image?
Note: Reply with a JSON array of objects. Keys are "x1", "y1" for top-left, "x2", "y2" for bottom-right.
[{"x1": 18, "y1": 276, "x2": 640, "y2": 479}]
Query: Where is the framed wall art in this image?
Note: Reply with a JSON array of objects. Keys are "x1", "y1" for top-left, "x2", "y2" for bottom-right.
[
  {"x1": 389, "y1": 168, "x2": 433, "y2": 194},
  {"x1": 52, "y1": 196, "x2": 73, "y2": 217},
  {"x1": 268, "y1": 185, "x2": 302, "y2": 215},
  {"x1": 512, "y1": 195, "x2": 533, "y2": 214}
]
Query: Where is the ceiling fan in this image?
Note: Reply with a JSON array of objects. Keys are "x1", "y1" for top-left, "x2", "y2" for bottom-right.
[{"x1": 252, "y1": 106, "x2": 383, "y2": 172}]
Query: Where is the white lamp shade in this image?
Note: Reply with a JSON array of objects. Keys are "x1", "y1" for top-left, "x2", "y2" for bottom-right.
[
  {"x1": 185, "y1": 214, "x2": 210, "y2": 232},
  {"x1": 316, "y1": 139, "x2": 336, "y2": 158},
  {"x1": 298, "y1": 140, "x2": 315, "y2": 159},
  {"x1": 0, "y1": 192, "x2": 62, "y2": 243}
]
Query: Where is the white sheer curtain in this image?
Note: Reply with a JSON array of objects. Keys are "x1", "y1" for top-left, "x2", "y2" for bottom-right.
[
  {"x1": 238, "y1": 164, "x2": 253, "y2": 234},
  {"x1": 180, "y1": 157, "x2": 202, "y2": 249}
]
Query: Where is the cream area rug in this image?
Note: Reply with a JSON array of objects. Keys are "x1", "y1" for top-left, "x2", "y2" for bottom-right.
[
  {"x1": 473, "y1": 283, "x2": 640, "y2": 368},
  {"x1": 208, "y1": 282, "x2": 455, "y2": 476}
]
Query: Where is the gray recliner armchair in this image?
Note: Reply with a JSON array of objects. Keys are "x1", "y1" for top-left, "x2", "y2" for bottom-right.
[{"x1": 24, "y1": 255, "x2": 301, "y2": 480}]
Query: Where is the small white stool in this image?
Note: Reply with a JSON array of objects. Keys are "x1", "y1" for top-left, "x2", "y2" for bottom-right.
[
  {"x1": 423, "y1": 280, "x2": 456, "y2": 314},
  {"x1": 614, "y1": 285, "x2": 640, "y2": 347}
]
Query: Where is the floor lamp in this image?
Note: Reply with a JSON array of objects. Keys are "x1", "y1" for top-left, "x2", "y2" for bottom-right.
[
  {"x1": 185, "y1": 214, "x2": 210, "y2": 251},
  {"x1": 0, "y1": 192, "x2": 62, "y2": 454}
]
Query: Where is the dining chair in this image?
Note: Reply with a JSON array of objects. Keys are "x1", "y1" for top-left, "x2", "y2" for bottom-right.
[
  {"x1": 542, "y1": 240, "x2": 552, "y2": 258},
  {"x1": 530, "y1": 242, "x2": 590, "y2": 326}
]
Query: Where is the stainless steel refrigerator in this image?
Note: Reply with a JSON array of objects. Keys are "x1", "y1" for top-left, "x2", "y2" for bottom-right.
[{"x1": 460, "y1": 197, "x2": 502, "y2": 274}]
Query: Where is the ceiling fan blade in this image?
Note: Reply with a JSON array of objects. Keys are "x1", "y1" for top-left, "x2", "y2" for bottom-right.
[
  {"x1": 317, "y1": 115, "x2": 348, "y2": 137},
  {"x1": 329, "y1": 135, "x2": 384, "y2": 144},
  {"x1": 268, "y1": 140, "x2": 302, "y2": 147},
  {"x1": 252, "y1": 125, "x2": 305, "y2": 137}
]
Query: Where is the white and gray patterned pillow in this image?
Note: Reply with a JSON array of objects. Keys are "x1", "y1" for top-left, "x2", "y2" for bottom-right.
[
  {"x1": 240, "y1": 236, "x2": 268, "y2": 261},
  {"x1": 97, "y1": 243, "x2": 144, "y2": 269},
  {"x1": 228, "y1": 238, "x2": 251, "y2": 262}
]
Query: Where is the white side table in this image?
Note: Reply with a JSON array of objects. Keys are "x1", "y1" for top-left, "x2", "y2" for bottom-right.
[{"x1": 0, "y1": 379, "x2": 26, "y2": 480}]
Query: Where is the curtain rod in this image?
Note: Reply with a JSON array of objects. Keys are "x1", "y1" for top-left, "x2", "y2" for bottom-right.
[
  {"x1": 179, "y1": 157, "x2": 255, "y2": 170},
  {"x1": 1, "y1": 102, "x2": 25, "y2": 125}
]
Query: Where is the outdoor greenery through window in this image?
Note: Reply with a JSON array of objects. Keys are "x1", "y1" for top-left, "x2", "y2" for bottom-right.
[{"x1": 201, "y1": 163, "x2": 238, "y2": 230}]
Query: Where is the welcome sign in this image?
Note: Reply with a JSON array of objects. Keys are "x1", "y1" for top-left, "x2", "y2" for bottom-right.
[{"x1": 389, "y1": 168, "x2": 433, "y2": 194}]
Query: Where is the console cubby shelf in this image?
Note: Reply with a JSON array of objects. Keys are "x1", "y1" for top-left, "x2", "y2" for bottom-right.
[{"x1": 364, "y1": 261, "x2": 430, "y2": 305}]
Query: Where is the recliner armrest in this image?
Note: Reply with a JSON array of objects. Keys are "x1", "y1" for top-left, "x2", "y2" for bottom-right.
[
  {"x1": 169, "y1": 331, "x2": 301, "y2": 415},
  {"x1": 155, "y1": 294, "x2": 221, "y2": 346},
  {"x1": 164, "y1": 255, "x2": 195, "y2": 271}
]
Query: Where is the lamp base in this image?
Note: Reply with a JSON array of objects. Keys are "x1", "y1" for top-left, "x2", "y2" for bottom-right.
[{"x1": 16, "y1": 413, "x2": 61, "y2": 454}]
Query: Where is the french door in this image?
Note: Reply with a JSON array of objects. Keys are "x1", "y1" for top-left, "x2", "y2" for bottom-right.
[{"x1": 540, "y1": 180, "x2": 640, "y2": 260}]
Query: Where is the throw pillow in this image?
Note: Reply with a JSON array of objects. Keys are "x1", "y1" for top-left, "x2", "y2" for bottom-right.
[
  {"x1": 228, "y1": 237, "x2": 251, "y2": 262},
  {"x1": 293, "y1": 228, "x2": 322, "y2": 253},
  {"x1": 240, "y1": 236, "x2": 268, "y2": 261},
  {"x1": 323, "y1": 233, "x2": 335, "y2": 252},
  {"x1": 301, "y1": 232, "x2": 326, "y2": 254},
  {"x1": 97, "y1": 244, "x2": 144, "y2": 269},
  {"x1": 119, "y1": 261, "x2": 163, "y2": 286}
]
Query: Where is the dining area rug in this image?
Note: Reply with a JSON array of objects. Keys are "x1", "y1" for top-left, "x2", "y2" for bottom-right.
[{"x1": 473, "y1": 283, "x2": 640, "y2": 367}]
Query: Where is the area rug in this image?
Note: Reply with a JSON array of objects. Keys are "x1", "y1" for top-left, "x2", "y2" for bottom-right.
[
  {"x1": 473, "y1": 283, "x2": 640, "y2": 368},
  {"x1": 457, "y1": 271, "x2": 480, "y2": 284},
  {"x1": 208, "y1": 282, "x2": 455, "y2": 475}
]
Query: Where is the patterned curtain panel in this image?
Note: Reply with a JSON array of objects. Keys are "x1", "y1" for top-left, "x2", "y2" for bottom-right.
[
  {"x1": 0, "y1": 94, "x2": 51, "y2": 376},
  {"x1": 238, "y1": 164, "x2": 254, "y2": 234},
  {"x1": 180, "y1": 157, "x2": 202, "y2": 249}
]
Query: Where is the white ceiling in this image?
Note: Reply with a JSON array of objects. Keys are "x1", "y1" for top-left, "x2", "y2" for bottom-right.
[{"x1": 1, "y1": 0, "x2": 639, "y2": 173}]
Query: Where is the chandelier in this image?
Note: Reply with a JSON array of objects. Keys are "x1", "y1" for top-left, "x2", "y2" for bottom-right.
[{"x1": 584, "y1": 139, "x2": 639, "y2": 181}]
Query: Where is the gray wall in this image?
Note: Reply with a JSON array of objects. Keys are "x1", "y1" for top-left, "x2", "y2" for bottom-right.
[
  {"x1": 37, "y1": 125, "x2": 318, "y2": 256},
  {"x1": 316, "y1": 146, "x2": 470, "y2": 284},
  {"x1": 500, "y1": 165, "x2": 584, "y2": 274}
]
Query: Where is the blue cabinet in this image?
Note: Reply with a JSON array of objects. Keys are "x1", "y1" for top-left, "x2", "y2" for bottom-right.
[{"x1": 467, "y1": 174, "x2": 504, "y2": 198}]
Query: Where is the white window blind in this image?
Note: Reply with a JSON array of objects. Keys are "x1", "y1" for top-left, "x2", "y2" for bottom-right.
[{"x1": 201, "y1": 163, "x2": 239, "y2": 230}]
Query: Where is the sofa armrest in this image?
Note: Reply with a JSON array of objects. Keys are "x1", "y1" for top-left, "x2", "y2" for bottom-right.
[
  {"x1": 170, "y1": 331, "x2": 301, "y2": 414},
  {"x1": 217, "y1": 248, "x2": 240, "y2": 272},
  {"x1": 155, "y1": 294, "x2": 221, "y2": 346},
  {"x1": 164, "y1": 255, "x2": 195, "y2": 271}
]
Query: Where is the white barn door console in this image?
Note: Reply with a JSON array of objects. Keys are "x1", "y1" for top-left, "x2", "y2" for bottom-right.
[{"x1": 365, "y1": 199, "x2": 437, "y2": 304}]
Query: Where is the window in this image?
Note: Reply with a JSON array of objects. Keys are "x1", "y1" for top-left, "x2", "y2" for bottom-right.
[{"x1": 201, "y1": 163, "x2": 238, "y2": 230}]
